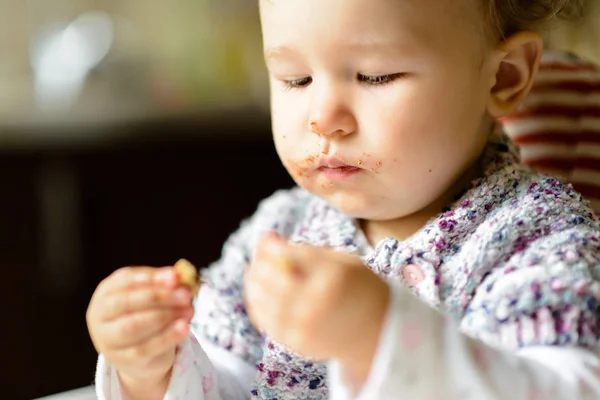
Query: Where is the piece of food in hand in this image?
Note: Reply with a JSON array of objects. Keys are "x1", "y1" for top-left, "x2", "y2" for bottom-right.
[{"x1": 174, "y1": 259, "x2": 199, "y2": 294}]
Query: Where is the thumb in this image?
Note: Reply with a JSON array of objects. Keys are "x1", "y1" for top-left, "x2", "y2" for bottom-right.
[
  {"x1": 256, "y1": 232, "x2": 298, "y2": 273},
  {"x1": 261, "y1": 234, "x2": 330, "y2": 275}
]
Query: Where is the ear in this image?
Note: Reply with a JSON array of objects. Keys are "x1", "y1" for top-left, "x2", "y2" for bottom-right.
[{"x1": 487, "y1": 31, "x2": 543, "y2": 118}]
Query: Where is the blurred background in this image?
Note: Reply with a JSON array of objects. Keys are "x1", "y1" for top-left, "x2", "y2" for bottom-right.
[
  {"x1": 0, "y1": 1, "x2": 598, "y2": 399},
  {"x1": 0, "y1": 1, "x2": 293, "y2": 398}
]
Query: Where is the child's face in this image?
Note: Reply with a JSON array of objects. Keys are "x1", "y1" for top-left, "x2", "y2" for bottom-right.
[{"x1": 261, "y1": 0, "x2": 498, "y2": 221}]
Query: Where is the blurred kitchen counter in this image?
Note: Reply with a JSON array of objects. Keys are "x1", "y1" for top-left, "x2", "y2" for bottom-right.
[{"x1": 0, "y1": 109, "x2": 293, "y2": 399}]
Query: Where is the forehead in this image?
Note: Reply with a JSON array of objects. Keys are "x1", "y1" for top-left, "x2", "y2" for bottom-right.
[{"x1": 259, "y1": 0, "x2": 486, "y2": 54}]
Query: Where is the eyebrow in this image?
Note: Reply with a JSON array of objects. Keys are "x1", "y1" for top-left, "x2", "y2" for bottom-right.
[
  {"x1": 264, "y1": 46, "x2": 296, "y2": 62},
  {"x1": 264, "y1": 42, "x2": 415, "y2": 62}
]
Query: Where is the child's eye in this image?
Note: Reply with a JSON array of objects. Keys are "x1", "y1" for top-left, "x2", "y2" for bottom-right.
[
  {"x1": 283, "y1": 77, "x2": 313, "y2": 91},
  {"x1": 358, "y1": 73, "x2": 405, "y2": 85}
]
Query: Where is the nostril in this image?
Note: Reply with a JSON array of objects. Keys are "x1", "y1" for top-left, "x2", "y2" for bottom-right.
[{"x1": 310, "y1": 121, "x2": 319, "y2": 133}]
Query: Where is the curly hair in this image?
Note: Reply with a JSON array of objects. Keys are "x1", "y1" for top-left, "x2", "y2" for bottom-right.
[{"x1": 487, "y1": 0, "x2": 585, "y2": 38}]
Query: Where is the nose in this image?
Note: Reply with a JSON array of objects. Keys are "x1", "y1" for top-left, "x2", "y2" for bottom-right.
[{"x1": 308, "y1": 81, "x2": 357, "y2": 138}]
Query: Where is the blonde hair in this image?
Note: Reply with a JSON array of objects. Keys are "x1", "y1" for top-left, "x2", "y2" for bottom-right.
[
  {"x1": 486, "y1": 0, "x2": 585, "y2": 38},
  {"x1": 542, "y1": 1, "x2": 600, "y2": 63}
]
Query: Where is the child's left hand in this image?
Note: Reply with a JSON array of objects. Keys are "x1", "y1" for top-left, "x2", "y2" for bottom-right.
[{"x1": 243, "y1": 233, "x2": 390, "y2": 382}]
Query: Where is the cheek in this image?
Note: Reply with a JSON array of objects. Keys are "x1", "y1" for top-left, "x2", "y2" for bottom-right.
[
  {"x1": 365, "y1": 108, "x2": 429, "y2": 169},
  {"x1": 363, "y1": 85, "x2": 444, "y2": 153},
  {"x1": 271, "y1": 99, "x2": 306, "y2": 151},
  {"x1": 365, "y1": 87, "x2": 482, "y2": 195},
  {"x1": 270, "y1": 88, "x2": 308, "y2": 130},
  {"x1": 378, "y1": 75, "x2": 486, "y2": 159},
  {"x1": 424, "y1": 69, "x2": 489, "y2": 132},
  {"x1": 272, "y1": 133, "x2": 316, "y2": 187},
  {"x1": 271, "y1": 103, "x2": 322, "y2": 182},
  {"x1": 272, "y1": 112, "x2": 297, "y2": 160}
]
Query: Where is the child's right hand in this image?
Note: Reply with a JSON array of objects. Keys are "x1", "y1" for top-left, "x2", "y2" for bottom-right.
[{"x1": 86, "y1": 266, "x2": 194, "y2": 391}]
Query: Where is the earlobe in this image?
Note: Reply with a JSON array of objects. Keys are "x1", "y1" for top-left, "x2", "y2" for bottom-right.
[{"x1": 487, "y1": 31, "x2": 543, "y2": 118}]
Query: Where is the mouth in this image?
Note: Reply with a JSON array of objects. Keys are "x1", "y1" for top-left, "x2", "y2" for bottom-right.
[
  {"x1": 317, "y1": 159, "x2": 362, "y2": 180},
  {"x1": 286, "y1": 154, "x2": 365, "y2": 182},
  {"x1": 317, "y1": 157, "x2": 359, "y2": 169},
  {"x1": 318, "y1": 165, "x2": 361, "y2": 173}
]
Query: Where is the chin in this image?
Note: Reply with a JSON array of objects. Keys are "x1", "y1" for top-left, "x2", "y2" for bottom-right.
[
  {"x1": 322, "y1": 191, "x2": 382, "y2": 219},
  {"x1": 298, "y1": 181, "x2": 398, "y2": 220},
  {"x1": 319, "y1": 189, "x2": 424, "y2": 222}
]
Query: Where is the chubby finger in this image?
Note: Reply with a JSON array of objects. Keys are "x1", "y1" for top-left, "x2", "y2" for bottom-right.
[
  {"x1": 98, "y1": 266, "x2": 177, "y2": 296},
  {"x1": 101, "y1": 287, "x2": 193, "y2": 321},
  {"x1": 117, "y1": 318, "x2": 190, "y2": 362},
  {"x1": 246, "y1": 257, "x2": 297, "y2": 298},
  {"x1": 258, "y1": 233, "x2": 357, "y2": 275},
  {"x1": 104, "y1": 306, "x2": 193, "y2": 348},
  {"x1": 254, "y1": 234, "x2": 303, "y2": 276},
  {"x1": 244, "y1": 264, "x2": 296, "y2": 327},
  {"x1": 243, "y1": 280, "x2": 274, "y2": 331}
]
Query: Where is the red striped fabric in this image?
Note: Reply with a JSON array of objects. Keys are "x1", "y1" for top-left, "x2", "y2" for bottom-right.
[
  {"x1": 502, "y1": 50, "x2": 600, "y2": 214},
  {"x1": 508, "y1": 105, "x2": 600, "y2": 119},
  {"x1": 512, "y1": 132, "x2": 600, "y2": 145},
  {"x1": 531, "y1": 82, "x2": 600, "y2": 94},
  {"x1": 538, "y1": 62, "x2": 598, "y2": 72}
]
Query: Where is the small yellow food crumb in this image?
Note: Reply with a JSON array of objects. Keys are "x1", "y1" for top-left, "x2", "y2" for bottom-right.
[{"x1": 174, "y1": 259, "x2": 199, "y2": 294}]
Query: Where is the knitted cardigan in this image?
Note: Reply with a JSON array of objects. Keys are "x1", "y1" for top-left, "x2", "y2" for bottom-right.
[{"x1": 192, "y1": 126, "x2": 600, "y2": 399}]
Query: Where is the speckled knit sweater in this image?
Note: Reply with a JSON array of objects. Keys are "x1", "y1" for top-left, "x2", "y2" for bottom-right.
[{"x1": 188, "y1": 126, "x2": 600, "y2": 399}]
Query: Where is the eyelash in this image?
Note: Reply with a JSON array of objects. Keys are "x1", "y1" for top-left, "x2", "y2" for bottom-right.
[{"x1": 282, "y1": 73, "x2": 405, "y2": 91}]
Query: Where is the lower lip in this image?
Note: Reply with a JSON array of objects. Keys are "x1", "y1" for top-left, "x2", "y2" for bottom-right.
[{"x1": 318, "y1": 166, "x2": 361, "y2": 181}]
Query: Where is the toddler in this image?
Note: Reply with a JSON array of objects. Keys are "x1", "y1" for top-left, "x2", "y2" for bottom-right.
[{"x1": 87, "y1": 0, "x2": 600, "y2": 398}]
